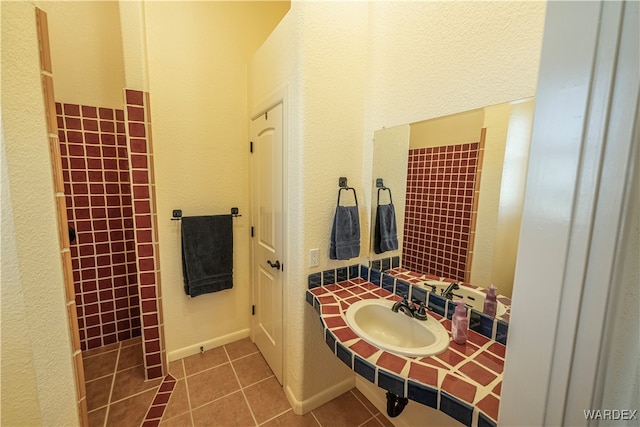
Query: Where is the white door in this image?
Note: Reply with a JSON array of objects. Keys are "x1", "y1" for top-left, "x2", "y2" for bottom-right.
[{"x1": 250, "y1": 103, "x2": 283, "y2": 384}]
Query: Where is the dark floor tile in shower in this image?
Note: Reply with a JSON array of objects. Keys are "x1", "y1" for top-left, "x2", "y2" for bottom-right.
[
  {"x1": 87, "y1": 407, "x2": 107, "y2": 427},
  {"x1": 116, "y1": 342, "x2": 143, "y2": 371},
  {"x1": 83, "y1": 349, "x2": 119, "y2": 381},
  {"x1": 85, "y1": 375, "x2": 113, "y2": 411},
  {"x1": 121, "y1": 336, "x2": 142, "y2": 348},
  {"x1": 110, "y1": 364, "x2": 162, "y2": 402},
  {"x1": 191, "y1": 391, "x2": 254, "y2": 427},
  {"x1": 83, "y1": 341, "x2": 120, "y2": 359}
]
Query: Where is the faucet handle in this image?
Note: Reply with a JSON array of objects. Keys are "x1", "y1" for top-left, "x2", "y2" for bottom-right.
[{"x1": 414, "y1": 302, "x2": 428, "y2": 321}]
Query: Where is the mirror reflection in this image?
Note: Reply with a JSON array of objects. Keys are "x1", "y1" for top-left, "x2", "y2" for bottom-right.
[{"x1": 369, "y1": 98, "x2": 535, "y2": 322}]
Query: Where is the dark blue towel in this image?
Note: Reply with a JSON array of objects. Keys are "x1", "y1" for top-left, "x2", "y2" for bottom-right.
[
  {"x1": 374, "y1": 203, "x2": 398, "y2": 254},
  {"x1": 330, "y1": 206, "x2": 360, "y2": 260},
  {"x1": 181, "y1": 215, "x2": 233, "y2": 297}
]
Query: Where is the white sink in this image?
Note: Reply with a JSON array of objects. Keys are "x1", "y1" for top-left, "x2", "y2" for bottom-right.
[
  {"x1": 416, "y1": 280, "x2": 507, "y2": 317},
  {"x1": 345, "y1": 299, "x2": 450, "y2": 358}
]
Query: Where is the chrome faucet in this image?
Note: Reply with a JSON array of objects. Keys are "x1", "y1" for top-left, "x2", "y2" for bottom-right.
[
  {"x1": 441, "y1": 282, "x2": 459, "y2": 299},
  {"x1": 392, "y1": 296, "x2": 428, "y2": 321}
]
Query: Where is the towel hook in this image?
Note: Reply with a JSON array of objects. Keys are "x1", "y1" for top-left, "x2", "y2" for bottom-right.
[
  {"x1": 376, "y1": 178, "x2": 393, "y2": 205},
  {"x1": 337, "y1": 177, "x2": 358, "y2": 207}
]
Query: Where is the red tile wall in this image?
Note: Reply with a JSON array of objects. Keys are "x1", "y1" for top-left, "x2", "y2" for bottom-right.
[
  {"x1": 124, "y1": 89, "x2": 166, "y2": 380},
  {"x1": 57, "y1": 102, "x2": 141, "y2": 351},
  {"x1": 402, "y1": 142, "x2": 481, "y2": 281}
]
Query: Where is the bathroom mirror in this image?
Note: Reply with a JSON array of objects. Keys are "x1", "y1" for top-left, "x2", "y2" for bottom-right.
[{"x1": 369, "y1": 98, "x2": 535, "y2": 312}]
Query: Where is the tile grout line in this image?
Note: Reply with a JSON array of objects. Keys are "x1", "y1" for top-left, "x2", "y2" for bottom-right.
[
  {"x1": 139, "y1": 375, "x2": 176, "y2": 427},
  {"x1": 102, "y1": 342, "x2": 123, "y2": 427},
  {"x1": 257, "y1": 408, "x2": 293, "y2": 426},
  {"x1": 357, "y1": 415, "x2": 383, "y2": 427},
  {"x1": 309, "y1": 409, "x2": 323, "y2": 427},
  {"x1": 349, "y1": 389, "x2": 378, "y2": 417},
  {"x1": 228, "y1": 350, "x2": 260, "y2": 363},
  {"x1": 239, "y1": 374, "x2": 276, "y2": 391},
  {"x1": 108, "y1": 383, "x2": 160, "y2": 406},
  {"x1": 180, "y1": 359, "x2": 196, "y2": 427},
  {"x1": 349, "y1": 389, "x2": 384, "y2": 427},
  {"x1": 223, "y1": 345, "x2": 259, "y2": 426}
]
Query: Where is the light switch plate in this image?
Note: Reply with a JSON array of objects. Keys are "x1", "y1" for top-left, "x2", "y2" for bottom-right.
[{"x1": 309, "y1": 248, "x2": 319, "y2": 267}]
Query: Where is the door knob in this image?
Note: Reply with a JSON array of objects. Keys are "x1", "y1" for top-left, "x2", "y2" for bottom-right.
[{"x1": 267, "y1": 260, "x2": 281, "y2": 270}]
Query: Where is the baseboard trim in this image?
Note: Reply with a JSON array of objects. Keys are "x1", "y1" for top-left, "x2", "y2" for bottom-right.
[
  {"x1": 285, "y1": 376, "x2": 355, "y2": 415},
  {"x1": 167, "y1": 328, "x2": 251, "y2": 362}
]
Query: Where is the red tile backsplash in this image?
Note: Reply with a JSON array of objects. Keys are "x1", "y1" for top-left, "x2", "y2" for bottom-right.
[{"x1": 402, "y1": 143, "x2": 482, "y2": 281}]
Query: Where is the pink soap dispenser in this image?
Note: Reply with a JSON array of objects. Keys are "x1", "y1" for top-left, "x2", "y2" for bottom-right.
[
  {"x1": 451, "y1": 300, "x2": 468, "y2": 345},
  {"x1": 483, "y1": 284, "x2": 498, "y2": 317}
]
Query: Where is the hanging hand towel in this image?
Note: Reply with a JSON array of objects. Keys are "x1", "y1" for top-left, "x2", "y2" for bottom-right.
[
  {"x1": 374, "y1": 203, "x2": 398, "y2": 254},
  {"x1": 330, "y1": 205, "x2": 360, "y2": 260},
  {"x1": 181, "y1": 215, "x2": 233, "y2": 297}
]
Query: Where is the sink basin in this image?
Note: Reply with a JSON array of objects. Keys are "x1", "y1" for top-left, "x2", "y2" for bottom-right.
[
  {"x1": 345, "y1": 299, "x2": 450, "y2": 357},
  {"x1": 417, "y1": 280, "x2": 507, "y2": 317}
]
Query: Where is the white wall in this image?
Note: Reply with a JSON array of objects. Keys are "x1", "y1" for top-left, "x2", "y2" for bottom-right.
[
  {"x1": 249, "y1": 0, "x2": 546, "y2": 412},
  {"x1": 143, "y1": 1, "x2": 289, "y2": 359},
  {"x1": 1, "y1": 2, "x2": 79, "y2": 425},
  {"x1": 369, "y1": 125, "x2": 410, "y2": 260},
  {"x1": 37, "y1": 0, "x2": 126, "y2": 109},
  {"x1": 250, "y1": 1, "x2": 371, "y2": 407},
  {"x1": 471, "y1": 103, "x2": 511, "y2": 291}
]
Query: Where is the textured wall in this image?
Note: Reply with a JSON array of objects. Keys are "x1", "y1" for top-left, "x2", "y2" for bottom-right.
[
  {"x1": 143, "y1": 1, "x2": 290, "y2": 357},
  {"x1": 36, "y1": 0, "x2": 126, "y2": 109},
  {"x1": 298, "y1": 1, "x2": 371, "y2": 400},
  {"x1": 364, "y1": 1, "x2": 546, "y2": 132},
  {"x1": 249, "y1": 0, "x2": 546, "y2": 410},
  {"x1": 1, "y1": 2, "x2": 79, "y2": 425}
]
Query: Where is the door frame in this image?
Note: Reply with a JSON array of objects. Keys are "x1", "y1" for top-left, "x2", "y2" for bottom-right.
[
  {"x1": 499, "y1": 1, "x2": 639, "y2": 425},
  {"x1": 249, "y1": 85, "x2": 289, "y2": 388}
]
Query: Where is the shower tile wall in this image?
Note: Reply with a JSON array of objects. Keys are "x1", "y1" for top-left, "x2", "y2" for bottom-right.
[
  {"x1": 402, "y1": 142, "x2": 482, "y2": 282},
  {"x1": 124, "y1": 89, "x2": 166, "y2": 380},
  {"x1": 57, "y1": 102, "x2": 141, "y2": 351}
]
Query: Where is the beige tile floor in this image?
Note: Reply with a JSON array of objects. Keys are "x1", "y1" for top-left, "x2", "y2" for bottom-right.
[{"x1": 84, "y1": 337, "x2": 393, "y2": 427}]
